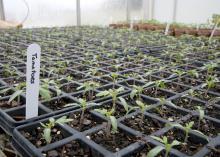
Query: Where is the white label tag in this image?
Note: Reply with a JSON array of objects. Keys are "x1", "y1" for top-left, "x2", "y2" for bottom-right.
[
  {"x1": 26, "y1": 44, "x2": 41, "y2": 119},
  {"x1": 130, "y1": 20, "x2": 134, "y2": 30},
  {"x1": 209, "y1": 23, "x2": 218, "y2": 41},
  {"x1": 196, "y1": 24, "x2": 200, "y2": 31},
  {"x1": 165, "y1": 23, "x2": 170, "y2": 35}
]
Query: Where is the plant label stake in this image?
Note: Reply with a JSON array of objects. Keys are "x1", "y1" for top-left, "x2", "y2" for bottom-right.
[
  {"x1": 165, "y1": 23, "x2": 170, "y2": 35},
  {"x1": 110, "y1": 16, "x2": 113, "y2": 24},
  {"x1": 196, "y1": 24, "x2": 200, "y2": 31},
  {"x1": 26, "y1": 44, "x2": 41, "y2": 119},
  {"x1": 209, "y1": 22, "x2": 219, "y2": 42},
  {"x1": 130, "y1": 20, "x2": 134, "y2": 30}
]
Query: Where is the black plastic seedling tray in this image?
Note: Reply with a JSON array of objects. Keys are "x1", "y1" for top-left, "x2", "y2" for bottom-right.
[{"x1": 0, "y1": 27, "x2": 219, "y2": 157}]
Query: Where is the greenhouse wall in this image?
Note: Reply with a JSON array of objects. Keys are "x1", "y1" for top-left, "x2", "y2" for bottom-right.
[{"x1": 3, "y1": 0, "x2": 220, "y2": 28}]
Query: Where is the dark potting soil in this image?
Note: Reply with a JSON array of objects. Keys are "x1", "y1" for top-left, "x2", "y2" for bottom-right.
[
  {"x1": 72, "y1": 91, "x2": 98, "y2": 102},
  {"x1": 202, "y1": 85, "x2": 220, "y2": 94},
  {"x1": 96, "y1": 103, "x2": 128, "y2": 118},
  {"x1": 127, "y1": 143, "x2": 154, "y2": 157},
  {"x1": 60, "y1": 83, "x2": 80, "y2": 93},
  {"x1": 152, "y1": 71, "x2": 172, "y2": 79},
  {"x1": 143, "y1": 88, "x2": 174, "y2": 99},
  {"x1": 129, "y1": 144, "x2": 169, "y2": 157},
  {"x1": 175, "y1": 77, "x2": 202, "y2": 87},
  {"x1": 194, "y1": 90, "x2": 218, "y2": 102},
  {"x1": 0, "y1": 100, "x2": 23, "y2": 110},
  {"x1": 205, "y1": 105, "x2": 220, "y2": 120},
  {"x1": 39, "y1": 89, "x2": 57, "y2": 101},
  {"x1": 42, "y1": 97, "x2": 76, "y2": 111},
  {"x1": 184, "y1": 116, "x2": 220, "y2": 138},
  {"x1": 21, "y1": 126, "x2": 65, "y2": 148},
  {"x1": 148, "y1": 105, "x2": 188, "y2": 122},
  {"x1": 0, "y1": 89, "x2": 14, "y2": 97},
  {"x1": 165, "y1": 82, "x2": 190, "y2": 93},
  {"x1": 90, "y1": 129, "x2": 137, "y2": 152},
  {"x1": 163, "y1": 129, "x2": 208, "y2": 156},
  {"x1": 44, "y1": 140, "x2": 96, "y2": 157},
  {"x1": 171, "y1": 97, "x2": 205, "y2": 110},
  {"x1": 206, "y1": 146, "x2": 220, "y2": 157},
  {"x1": 67, "y1": 71, "x2": 89, "y2": 81},
  {"x1": 122, "y1": 114, "x2": 164, "y2": 135},
  {"x1": 68, "y1": 111, "x2": 104, "y2": 132},
  {"x1": 2, "y1": 77, "x2": 26, "y2": 85}
]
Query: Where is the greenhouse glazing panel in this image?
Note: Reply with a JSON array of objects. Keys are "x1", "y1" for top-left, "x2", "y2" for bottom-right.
[
  {"x1": 129, "y1": 0, "x2": 145, "y2": 21},
  {"x1": 81, "y1": 0, "x2": 127, "y2": 25},
  {"x1": 81, "y1": 0, "x2": 145, "y2": 25},
  {"x1": 3, "y1": 0, "x2": 77, "y2": 28}
]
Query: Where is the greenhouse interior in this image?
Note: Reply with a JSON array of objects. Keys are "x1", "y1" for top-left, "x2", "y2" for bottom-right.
[{"x1": 0, "y1": 0, "x2": 220, "y2": 157}]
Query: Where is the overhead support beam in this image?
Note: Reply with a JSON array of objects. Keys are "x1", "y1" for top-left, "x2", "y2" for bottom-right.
[
  {"x1": 148, "y1": 0, "x2": 155, "y2": 20},
  {"x1": 126, "y1": 0, "x2": 130, "y2": 22},
  {"x1": 173, "y1": 0, "x2": 178, "y2": 22},
  {"x1": 142, "y1": 0, "x2": 148, "y2": 20},
  {"x1": 151, "y1": 0, "x2": 155, "y2": 20},
  {"x1": 0, "y1": 0, "x2": 5, "y2": 20},
  {"x1": 76, "y1": 0, "x2": 81, "y2": 26}
]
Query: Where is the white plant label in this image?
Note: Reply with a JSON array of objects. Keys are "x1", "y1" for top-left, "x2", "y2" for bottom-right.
[
  {"x1": 209, "y1": 23, "x2": 218, "y2": 41},
  {"x1": 26, "y1": 44, "x2": 41, "y2": 119},
  {"x1": 165, "y1": 23, "x2": 170, "y2": 35},
  {"x1": 196, "y1": 24, "x2": 200, "y2": 31},
  {"x1": 130, "y1": 20, "x2": 134, "y2": 30},
  {"x1": 110, "y1": 16, "x2": 113, "y2": 24}
]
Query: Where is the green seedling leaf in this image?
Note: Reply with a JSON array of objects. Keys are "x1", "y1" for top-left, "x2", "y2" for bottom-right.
[
  {"x1": 166, "y1": 123, "x2": 183, "y2": 129},
  {"x1": 188, "y1": 121, "x2": 194, "y2": 128},
  {"x1": 192, "y1": 130, "x2": 209, "y2": 142},
  {"x1": 196, "y1": 106, "x2": 204, "y2": 120},
  {"x1": 64, "y1": 103, "x2": 80, "y2": 107},
  {"x1": 136, "y1": 100, "x2": 145, "y2": 107},
  {"x1": 151, "y1": 136, "x2": 165, "y2": 143},
  {"x1": 201, "y1": 83, "x2": 207, "y2": 88},
  {"x1": 43, "y1": 128, "x2": 52, "y2": 144},
  {"x1": 166, "y1": 101, "x2": 177, "y2": 108},
  {"x1": 110, "y1": 116, "x2": 118, "y2": 134},
  {"x1": 96, "y1": 91, "x2": 109, "y2": 97},
  {"x1": 0, "y1": 87, "x2": 11, "y2": 94},
  {"x1": 55, "y1": 116, "x2": 73, "y2": 125},
  {"x1": 40, "y1": 122, "x2": 47, "y2": 128},
  {"x1": 8, "y1": 90, "x2": 23, "y2": 103},
  {"x1": 171, "y1": 140, "x2": 181, "y2": 146},
  {"x1": 130, "y1": 89, "x2": 137, "y2": 99},
  {"x1": 143, "y1": 81, "x2": 155, "y2": 88},
  {"x1": 39, "y1": 87, "x2": 51, "y2": 100},
  {"x1": 119, "y1": 97, "x2": 128, "y2": 112},
  {"x1": 94, "y1": 109, "x2": 108, "y2": 115},
  {"x1": 117, "y1": 86, "x2": 124, "y2": 92},
  {"x1": 76, "y1": 85, "x2": 84, "y2": 90},
  {"x1": 147, "y1": 146, "x2": 164, "y2": 157},
  {"x1": 49, "y1": 118, "x2": 55, "y2": 126}
]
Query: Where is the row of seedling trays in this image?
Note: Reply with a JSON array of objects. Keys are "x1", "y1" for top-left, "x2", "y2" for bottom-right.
[
  {"x1": 0, "y1": 28, "x2": 220, "y2": 157},
  {"x1": 0, "y1": 57, "x2": 219, "y2": 156}
]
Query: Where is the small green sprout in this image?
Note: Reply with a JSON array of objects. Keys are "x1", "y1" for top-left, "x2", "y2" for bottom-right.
[
  {"x1": 187, "y1": 70, "x2": 199, "y2": 78},
  {"x1": 148, "y1": 136, "x2": 181, "y2": 157},
  {"x1": 77, "y1": 81, "x2": 100, "y2": 100},
  {"x1": 118, "y1": 97, "x2": 138, "y2": 115},
  {"x1": 167, "y1": 121, "x2": 208, "y2": 143},
  {"x1": 94, "y1": 108, "x2": 118, "y2": 137},
  {"x1": 195, "y1": 106, "x2": 205, "y2": 130},
  {"x1": 154, "y1": 80, "x2": 166, "y2": 96},
  {"x1": 130, "y1": 82, "x2": 154, "y2": 100},
  {"x1": 136, "y1": 100, "x2": 152, "y2": 126},
  {"x1": 96, "y1": 87, "x2": 124, "y2": 110},
  {"x1": 40, "y1": 116, "x2": 73, "y2": 144},
  {"x1": 65, "y1": 98, "x2": 97, "y2": 129}
]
